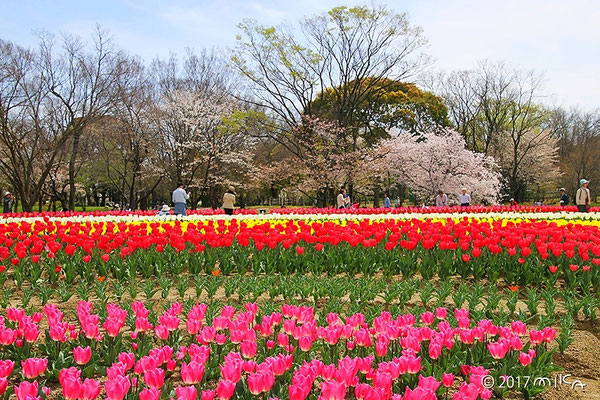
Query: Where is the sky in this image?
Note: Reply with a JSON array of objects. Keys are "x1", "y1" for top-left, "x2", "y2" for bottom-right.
[{"x1": 2, "y1": 0, "x2": 599, "y2": 110}]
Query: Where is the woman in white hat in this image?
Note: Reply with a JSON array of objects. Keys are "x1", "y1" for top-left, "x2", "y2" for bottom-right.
[
  {"x1": 157, "y1": 204, "x2": 170, "y2": 216},
  {"x1": 223, "y1": 186, "x2": 236, "y2": 215},
  {"x1": 576, "y1": 179, "x2": 590, "y2": 212}
]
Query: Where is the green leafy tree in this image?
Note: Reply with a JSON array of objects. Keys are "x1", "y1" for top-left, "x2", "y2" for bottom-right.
[{"x1": 308, "y1": 77, "x2": 450, "y2": 146}]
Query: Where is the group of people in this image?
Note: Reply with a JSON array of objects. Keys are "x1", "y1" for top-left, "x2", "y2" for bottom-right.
[
  {"x1": 432, "y1": 188, "x2": 471, "y2": 207},
  {"x1": 373, "y1": 179, "x2": 593, "y2": 211},
  {"x1": 0, "y1": 178, "x2": 592, "y2": 215},
  {"x1": 158, "y1": 183, "x2": 237, "y2": 216}
]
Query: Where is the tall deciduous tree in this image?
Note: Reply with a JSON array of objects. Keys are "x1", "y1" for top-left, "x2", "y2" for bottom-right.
[
  {"x1": 309, "y1": 77, "x2": 450, "y2": 145},
  {"x1": 230, "y1": 5, "x2": 429, "y2": 145},
  {"x1": 39, "y1": 27, "x2": 132, "y2": 210},
  {"x1": 550, "y1": 108, "x2": 600, "y2": 197},
  {"x1": 438, "y1": 61, "x2": 558, "y2": 201}
]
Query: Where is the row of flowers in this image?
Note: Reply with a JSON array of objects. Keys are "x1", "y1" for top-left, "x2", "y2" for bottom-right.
[
  {"x1": 1, "y1": 218, "x2": 599, "y2": 288},
  {"x1": 1, "y1": 206, "x2": 597, "y2": 223},
  {"x1": 0, "y1": 302, "x2": 559, "y2": 400}
]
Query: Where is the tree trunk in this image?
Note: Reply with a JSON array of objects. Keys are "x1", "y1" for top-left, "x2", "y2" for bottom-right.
[
  {"x1": 373, "y1": 186, "x2": 380, "y2": 208},
  {"x1": 68, "y1": 130, "x2": 81, "y2": 210}
]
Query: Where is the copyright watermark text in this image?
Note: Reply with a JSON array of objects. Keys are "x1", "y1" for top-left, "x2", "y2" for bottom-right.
[{"x1": 481, "y1": 374, "x2": 586, "y2": 391}]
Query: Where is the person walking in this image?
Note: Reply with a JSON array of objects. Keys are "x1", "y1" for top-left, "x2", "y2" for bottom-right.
[
  {"x1": 459, "y1": 188, "x2": 471, "y2": 207},
  {"x1": 2, "y1": 192, "x2": 13, "y2": 213},
  {"x1": 172, "y1": 183, "x2": 190, "y2": 216},
  {"x1": 559, "y1": 188, "x2": 569, "y2": 206},
  {"x1": 435, "y1": 190, "x2": 448, "y2": 207},
  {"x1": 576, "y1": 179, "x2": 591, "y2": 212},
  {"x1": 383, "y1": 193, "x2": 391, "y2": 208},
  {"x1": 222, "y1": 186, "x2": 236, "y2": 215}
]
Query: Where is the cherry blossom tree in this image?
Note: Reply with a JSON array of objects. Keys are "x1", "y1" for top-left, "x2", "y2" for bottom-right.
[
  {"x1": 157, "y1": 89, "x2": 255, "y2": 208},
  {"x1": 376, "y1": 129, "x2": 502, "y2": 205}
]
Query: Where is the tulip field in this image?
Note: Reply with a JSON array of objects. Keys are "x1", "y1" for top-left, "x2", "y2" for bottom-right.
[{"x1": 0, "y1": 207, "x2": 598, "y2": 400}]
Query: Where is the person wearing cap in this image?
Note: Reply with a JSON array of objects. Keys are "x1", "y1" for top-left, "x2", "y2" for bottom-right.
[
  {"x1": 172, "y1": 183, "x2": 190, "y2": 216},
  {"x1": 576, "y1": 179, "x2": 591, "y2": 212},
  {"x1": 459, "y1": 188, "x2": 471, "y2": 207},
  {"x1": 435, "y1": 190, "x2": 448, "y2": 207},
  {"x1": 222, "y1": 186, "x2": 236, "y2": 216},
  {"x1": 157, "y1": 204, "x2": 170, "y2": 216},
  {"x1": 509, "y1": 198, "x2": 518, "y2": 207},
  {"x1": 3, "y1": 192, "x2": 13, "y2": 213},
  {"x1": 559, "y1": 188, "x2": 569, "y2": 207}
]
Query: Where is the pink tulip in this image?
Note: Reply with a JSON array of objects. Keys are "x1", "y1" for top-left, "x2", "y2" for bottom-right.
[
  {"x1": 21, "y1": 358, "x2": 47, "y2": 379},
  {"x1": 73, "y1": 346, "x2": 92, "y2": 365},
  {"x1": 105, "y1": 375, "x2": 130, "y2": 400},
  {"x1": 216, "y1": 380, "x2": 236, "y2": 400},
  {"x1": 240, "y1": 340, "x2": 257, "y2": 358},
  {"x1": 181, "y1": 361, "x2": 205, "y2": 385},
  {"x1": 201, "y1": 390, "x2": 215, "y2": 400},
  {"x1": 14, "y1": 381, "x2": 38, "y2": 400},
  {"x1": 219, "y1": 362, "x2": 241, "y2": 382},
  {"x1": 511, "y1": 321, "x2": 527, "y2": 336},
  {"x1": 519, "y1": 351, "x2": 534, "y2": 366},
  {"x1": 321, "y1": 380, "x2": 346, "y2": 400},
  {"x1": 0, "y1": 378, "x2": 7, "y2": 395},
  {"x1": 61, "y1": 377, "x2": 81, "y2": 400},
  {"x1": 247, "y1": 372, "x2": 265, "y2": 395},
  {"x1": 176, "y1": 385, "x2": 197, "y2": 400},
  {"x1": 420, "y1": 312, "x2": 434, "y2": 326},
  {"x1": 118, "y1": 352, "x2": 135, "y2": 370},
  {"x1": 216, "y1": 334, "x2": 227, "y2": 345},
  {"x1": 0, "y1": 360, "x2": 15, "y2": 378},
  {"x1": 289, "y1": 383, "x2": 310, "y2": 400},
  {"x1": 139, "y1": 387, "x2": 161, "y2": 400},
  {"x1": 80, "y1": 378, "x2": 101, "y2": 400},
  {"x1": 155, "y1": 325, "x2": 169, "y2": 340},
  {"x1": 418, "y1": 375, "x2": 441, "y2": 392},
  {"x1": 487, "y1": 341, "x2": 510, "y2": 360},
  {"x1": 529, "y1": 330, "x2": 543, "y2": 345},
  {"x1": 435, "y1": 307, "x2": 447, "y2": 320},
  {"x1": 375, "y1": 341, "x2": 388, "y2": 357},
  {"x1": 442, "y1": 373, "x2": 454, "y2": 388},
  {"x1": 143, "y1": 368, "x2": 165, "y2": 388},
  {"x1": 542, "y1": 327, "x2": 556, "y2": 342},
  {"x1": 404, "y1": 386, "x2": 436, "y2": 400},
  {"x1": 23, "y1": 323, "x2": 40, "y2": 342}
]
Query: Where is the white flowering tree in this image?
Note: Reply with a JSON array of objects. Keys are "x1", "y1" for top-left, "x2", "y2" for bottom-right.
[
  {"x1": 376, "y1": 129, "x2": 502, "y2": 205},
  {"x1": 157, "y1": 89, "x2": 255, "y2": 208}
]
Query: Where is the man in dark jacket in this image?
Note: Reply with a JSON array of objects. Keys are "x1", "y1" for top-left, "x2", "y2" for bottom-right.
[
  {"x1": 3, "y1": 192, "x2": 14, "y2": 213},
  {"x1": 559, "y1": 188, "x2": 569, "y2": 206}
]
